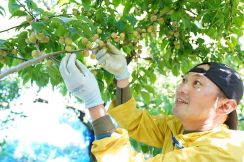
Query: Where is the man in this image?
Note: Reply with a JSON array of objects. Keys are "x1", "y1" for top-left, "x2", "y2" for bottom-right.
[{"x1": 59, "y1": 42, "x2": 244, "y2": 162}]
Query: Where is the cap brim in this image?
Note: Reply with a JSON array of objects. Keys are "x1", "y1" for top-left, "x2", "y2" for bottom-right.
[{"x1": 224, "y1": 110, "x2": 238, "y2": 130}]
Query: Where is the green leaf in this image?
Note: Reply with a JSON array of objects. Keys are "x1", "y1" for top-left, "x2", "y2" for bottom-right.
[
  {"x1": 8, "y1": 0, "x2": 20, "y2": 15},
  {"x1": 80, "y1": 23, "x2": 92, "y2": 38},
  {"x1": 58, "y1": 0, "x2": 70, "y2": 5},
  {"x1": 172, "y1": 63, "x2": 180, "y2": 76},
  {"x1": 31, "y1": 22, "x2": 46, "y2": 32},
  {"x1": 144, "y1": 85, "x2": 155, "y2": 93},
  {"x1": 115, "y1": 20, "x2": 126, "y2": 31},
  {"x1": 113, "y1": 0, "x2": 121, "y2": 7},
  {"x1": 55, "y1": 25, "x2": 67, "y2": 37},
  {"x1": 125, "y1": 15, "x2": 137, "y2": 26},
  {"x1": 149, "y1": 72, "x2": 156, "y2": 83},
  {"x1": 11, "y1": 10, "x2": 28, "y2": 17},
  {"x1": 95, "y1": 9, "x2": 105, "y2": 24},
  {"x1": 35, "y1": 73, "x2": 49, "y2": 87},
  {"x1": 82, "y1": 0, "x2": 92, "y2": 10},
  {"x1": 123, "y1": 2, "x2": 133, "y2": 15},
  {"x1": 0, "y1": 39, "x2": 6, "y2": 48},
  {"x1": 26, "y1": 0, "x2": 38, "y2": 9},
  {"x1": 47, "y1": 66, "x2": 62, "y2": 86},
  {"x1": 141, "y1": 91, "x2": 150, "y2": 105}
]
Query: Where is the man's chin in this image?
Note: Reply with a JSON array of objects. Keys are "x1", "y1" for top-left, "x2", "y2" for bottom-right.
[{"x1": 172, "y1": 106, "x2": 184, "y2": 118}]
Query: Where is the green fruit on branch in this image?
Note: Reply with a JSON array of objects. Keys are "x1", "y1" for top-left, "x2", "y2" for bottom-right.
[
  {"x1": 133, "y1": 31, "x2": 139, "y2": 37},
  {"x1": 147, "y1": 26, "x2": 153, "y2": 33},
  {"x1": 65, "y1": 45, "x2": 72, "y2": 52},
  {"x1": 98, "y1": 40, "x2": 105, "y2": 47},
  {"x1": 72, "y1": 8, "x2": 79, "y2": 15},
  {"x1": 29, "y1": 33, "x2": 37, "y2": 43},
  {"x1": 158, "y1": 18, "x2": 164, "y2": 24},
  {"x1": 175, "y1": 44, "x2": 180, "y2": 49},
  {"x1": 141, "y1": 29, "x2": 146, "y2": 33},
  {"x1": 174, "y1": 31, "x2": 179, "y2": 37},
  {"x1": 87, "y1": 11, "x2": 92, "y2": 17},
  {"x1": 11, "y1": 49, "x2": 18, "y2": 55},
  {"x1": 86, "y1": 42, "x2": 93, "y2": 49},
  {"x1": 46, "y1": 60, "x2": 53, "y2": 66},
  {"x1": 31, "y1": 50, "x2": 40, "y2": 58},
  {"x1": 96, "y1": 28, "x2": 102, "y2": 34},
  {"x1": 150, "y1": 15, "x2": 157, "y2": 22},
  {"x1": 82, "y1": 38, "x2": 89, "y2": 45},
  {"x1": 41, "y1": 36, "x2": 49, "y2": 43},
  {"x1": 119, "y1": 33, "x2": 125, "y2": 40},
  {"x1": 59, "y1": 37, "x2": 65, "y2": 44},
  {"x1": 111, "y1": 32, "x2": 117, "y2": 39},
  {"x1": 114, "y1": 36, "x2": 120, "y2": 42},
  {"x1": 141, "y1": 33, "x2": 146, "y2": 38},
  {"x1": 36, "y1": 33, "x2": 46, "y2": 41},
  {"x1": 83, "y1": 50, "x2": 90, "y2": 57},
  {"x1": 90, "y1": 54, "x2": 96, "y2": 59},
  {"x1": 65, "y1": 37, "x2": 73, "y2": 45},
  {"x1": 0, "y1": 50, "x2": 7, "y2": 56},
  {"x1": 26, "y1": 15, "x2": 33, "y2": 22},
  {"x1": 173, "y1": 41, "x2": 178, "y2": 45},
  {"x1": 42, "y1": 16, "x2": 49, "y2": 22},
  {"x1": 172, "y1": 21, "x2": 177, "y2": 27},
  {"x1": 137, "y1": 45, "x2": 142, "y2": 50},
  {"x1": 92, "y1": 34, "x2": 99, "y2": 41},
  {"x1": 138, "y1": 49, "x2": 142, "y2": 54}
]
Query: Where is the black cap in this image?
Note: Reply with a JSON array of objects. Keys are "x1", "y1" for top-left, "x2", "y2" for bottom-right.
[
  {"x1": 188, "y1": 62, "x2": 243, "y2": 130},
  {"x1": 189, "y1": 62, "x2": 243, "y2": 104}
]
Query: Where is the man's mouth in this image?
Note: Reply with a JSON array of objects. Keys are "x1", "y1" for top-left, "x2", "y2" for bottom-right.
[{"x1": 176, "y1": 98, "x2": 189, "y2": 104}]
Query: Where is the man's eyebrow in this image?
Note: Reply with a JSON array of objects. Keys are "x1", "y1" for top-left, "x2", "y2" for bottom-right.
[
  {"x1": 192, "y1": 73, "x2": 205, "y2": 78},
  {"x1": 182, "y1": 73, "x2": 205, "y2": 80}
]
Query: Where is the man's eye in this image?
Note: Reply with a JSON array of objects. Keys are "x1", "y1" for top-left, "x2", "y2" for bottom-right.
[
  {"x1": 181, "y1": 75, "x2": 186, "y2": 83},
  {"x1": 181, "y1": 78, "x2": 186, "y2": 84},
  {"x1": 193, "y1": 80, "x2": 201, "y2": 87}
]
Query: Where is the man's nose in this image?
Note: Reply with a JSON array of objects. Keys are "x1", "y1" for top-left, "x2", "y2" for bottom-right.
[{"x1": 176, "y1": 82, "x2": 189, "y2": 94}]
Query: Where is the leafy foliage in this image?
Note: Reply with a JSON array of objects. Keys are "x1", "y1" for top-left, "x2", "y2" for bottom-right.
[
  {"x1": 0, "y1": 0, "x2": 243, "y2": 94},
  {"x1": 0, "y1": 78, "x2": 20, "y2": 108},
  {"x1": 0, "y1": 0, "x2": 244, "y2": 156}
]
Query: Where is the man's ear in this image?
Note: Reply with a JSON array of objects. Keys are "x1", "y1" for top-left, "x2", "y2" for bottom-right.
[{"x1": 217, "y1": 99, "x2": 237, "y2": 115}]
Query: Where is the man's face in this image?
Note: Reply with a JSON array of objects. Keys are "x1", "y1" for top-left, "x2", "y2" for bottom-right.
[{"x1": 173, "y1": 65, "x2": 222, "y2": 124}]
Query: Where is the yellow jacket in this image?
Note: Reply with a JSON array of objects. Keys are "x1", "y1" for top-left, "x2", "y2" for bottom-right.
[{"x1": 92, "y1": 98, "x2": 244, "y2": 162}]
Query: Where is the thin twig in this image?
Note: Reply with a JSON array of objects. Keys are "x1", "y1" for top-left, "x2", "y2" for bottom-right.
[
  {"x1": 0, "y1": 22, "x2": 29, "y2": 33},
  {"x1": 0, "y1": 14, "x2": 73, "y2": 34},
  {"x1": 16, "y1": 0, "x2": 33, "y2": 17}
]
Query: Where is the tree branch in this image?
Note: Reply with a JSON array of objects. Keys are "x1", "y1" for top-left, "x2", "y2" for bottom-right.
[{"x1": 0, "y1": 49, "x2": 83, "y2": 80}]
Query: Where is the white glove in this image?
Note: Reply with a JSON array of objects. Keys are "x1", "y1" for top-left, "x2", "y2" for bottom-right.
[
  {"x1": 93, "y1": 42, "x2": 130, "y2": 80},
  {"x1": 59, "y1": 54, "x2": 103, "y2": 109}
]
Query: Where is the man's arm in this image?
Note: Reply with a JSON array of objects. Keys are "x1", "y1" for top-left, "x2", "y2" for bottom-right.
[
  {"x1": 94, "y1": 42, "x2": 170, "y2": 147},
  {"x1": 59, "y1": 53, "x2": 116, "y2": 140},
  {"x1": 116, "y1": 79, "x2": 131, "y2": 106}
]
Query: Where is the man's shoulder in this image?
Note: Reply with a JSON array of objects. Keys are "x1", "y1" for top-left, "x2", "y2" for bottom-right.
[
  {"x1": 206, "y1": 127, "x2": 244, "y2": 149},
  {"x1": 228, "y1": 129, "x2": 244, "y2": 141}
]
